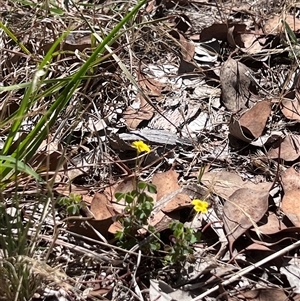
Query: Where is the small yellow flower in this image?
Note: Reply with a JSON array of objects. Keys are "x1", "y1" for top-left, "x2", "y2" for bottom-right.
[
  {"x1": 131, "y1": 140, "x2": 150, "y2": 155},
  {"x1": 191, "y1": 199, "x2": 209, "y2": 213}
]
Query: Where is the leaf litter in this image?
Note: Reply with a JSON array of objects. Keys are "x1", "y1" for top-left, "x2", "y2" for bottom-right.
[{"x1": 2, "y1": 0, "x2": 300, "y2": 300}]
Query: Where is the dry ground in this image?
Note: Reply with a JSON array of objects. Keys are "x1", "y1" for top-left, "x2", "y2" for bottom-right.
[{"x1": 1, "y1": 0, "x2": 300, "y2": 300}]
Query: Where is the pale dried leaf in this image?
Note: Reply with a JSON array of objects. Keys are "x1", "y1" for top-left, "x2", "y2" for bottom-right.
[
  {"x1": 201, "y1": 171, "x2": 272, "y2": 200},
  {"x1": 229, "y1": 116, "x2": 253, "y2": 142},
  {"x1": 223, "y1": 188, "x2": 269, "y2": 253},
  {"x1": 220, "y1": 58, "x2": 253, "y2": 112}
]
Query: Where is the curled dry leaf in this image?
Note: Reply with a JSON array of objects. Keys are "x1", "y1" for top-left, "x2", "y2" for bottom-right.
[
  {"x1": 150, "y1": 169, "x2": 191, "y2": 230},
  {"x1": 223, "y1": 188, "x2": 269, "y2": 254},
  {"x1": 168, "y1": 29, "x2": 195, "y2": 62},
  {"x1": 229, "y1": 101, "x2": 271, "y2": 143},
  {"x1": 200, "y1": 23, "x2": 247, "y2": 43},
  {"x1": 220, "y1": 58, "x2": 253, "y2": 112},
  {"x1": 229, "y1": 116, "x2": 253, "y2": 143}
]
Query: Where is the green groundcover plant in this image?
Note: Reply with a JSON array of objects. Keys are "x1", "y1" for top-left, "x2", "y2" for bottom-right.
[{"x1": 114, "y1": 141, "x2": 209, "y2": 265}]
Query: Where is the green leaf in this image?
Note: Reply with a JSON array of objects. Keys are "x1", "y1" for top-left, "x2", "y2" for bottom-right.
[
  {"x1": 137, "y1": 193, "x2": 147, "y2": 203},
  {"x1": 138, "y1": 181, "x2": 147, "y2": 190},
  {"x1": 130, "y1": 190, "x2": 139, "y2": 198},
  {"x1": 150, "y1": 241, "x2": 160, "y2": 251},
  {"x1": 125, "y1": 194, "x2": 134, "y2": 204},
  {"x1": 115, "y1": 230, "x2": 124, "y2": 240},
  {"x1": 115, "y1": 192, "x2": 124, "y2": 201},
  {"x1": 147, "y1": 183, "x2": 157, "y2": 194},
  {"x1": 282, "y1": 20, "x2": 298, "y2": 45},
  {"x1": 74, "y1": 194, "x2": 82, "y2": 203}
]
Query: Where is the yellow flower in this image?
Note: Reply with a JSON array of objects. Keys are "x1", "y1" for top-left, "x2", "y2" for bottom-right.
[
  {"x1": 191, "y1": 199, "x2": 209, "y2": 213},
  {"x1": 131, "y1": 140, "x2": 150, "y2": 155}
]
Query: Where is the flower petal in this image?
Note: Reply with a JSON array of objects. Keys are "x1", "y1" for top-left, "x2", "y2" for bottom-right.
[
  {"x1": 131, "y1": 140, "x2": 151, "y2": 154},
  {"x1": 191, "y1": 199, "x2": 209, "y2": 213}
]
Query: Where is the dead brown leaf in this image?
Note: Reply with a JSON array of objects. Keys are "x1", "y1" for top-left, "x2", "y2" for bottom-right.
[
  {"x1": 220, "y1": 58, "x2": 253, "y2": 112},
  {"x1": 223, "y1": 188, "x2": 269, "y2": 254},
  {"x1": 245, "y1": 243, "x2": 272, "y2": 252},
  {"x1": 281, "y1": 166, "x2": 300, "y2": 227},
  {"x1": 232, "y1": 288, "x2": 288, "y2": 301},
  {"x1": 201, "y1": 171, "x2": 272, "y2": 200},
  {"x1": 282, "y1": 190, "x2": 300, "y2": 227},
  {"x1": 152, "y1": 169, "x2": 181, "y2": 201},
  {"x1": 153, "y1": 170, "x2": 191, "y2": 212},
  {"x1": 67, "y1": 190, "x2": 116, "y2": 239},
  {"x1": 239, "y1": 100, "x2": 271, "y2": 138},
  {"x1": 168, "y1": 29, "x2": 195, "y2": 62},
  {"x1": 253, "y1": 212, "x2": 286, "y2": 235},
  {"x1": 268, "y1": 134, "x2": 300, "y2": 161},
  {"x1": 200, "y1": 23, "x2": 247, "y2": 43},
  {"x1": 264, "y1": 14, "x2": 300, "y2": 35},
  {"x1": 123, "y1": 71, "x2": 160, "y2": 129},
  {"x1": 112, "y1": 178, "x2": 146, "y2": 214},
  {"x1": 123, "y1": 98, "x2": 154, "y2": 129},
  {"x1": 229, "y1": 116, "x2": 253, "y2": 143},
  {"x1": 91, "y1": 192, "x2": 115, "y2": 220},
  {"x1": 149, "y1": 169, "x2": 191, "y2": 229},
  {"x1": 162, "y1": 193, "x2": 192, "y2": 213},
  {"x1": 281, "y1": 164, "x2": 300, "y2": 192},
  {"x1": 240, "y1": 33, "x2": 265, "y2": 55},
  {"x1": 179, "y1": 32, "x2": 194, "y2": 62},
  {"x1": 281, "y1": 98, "x2": 300, "y2": 121}
]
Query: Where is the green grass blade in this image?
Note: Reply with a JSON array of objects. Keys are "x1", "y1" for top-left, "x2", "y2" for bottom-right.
[
  {"x1": 0, "y1": 155, "x2": 43, "y2": 182},
  {"x1": 10, "y1": 0, "x2": 147, "y2": 162},
  {"x1": 0, "y1": 21, "x2": 31, "y2": 55}
]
